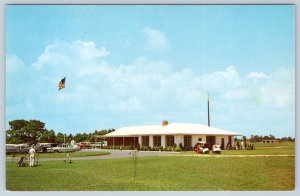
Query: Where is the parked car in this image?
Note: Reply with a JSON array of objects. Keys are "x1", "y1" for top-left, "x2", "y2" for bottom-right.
[
  {"x1": 91, "y1": 141, "x2": 107, "y2": 148},
  {"x1": 6, "y1": 144, "x2": 19, "y2": 155},
  {"x1": 77, "y1": 142, "x2": 92, "y2": 149},
  {"x1": 6, "y1": 144, "x2": 31, "y2": 155},
  {"x1": 35, "y1": 143, "x2": 58, "y2": 153},
  {"x1": 47, "y1": 144, "x2": 80, "y2": 153}
]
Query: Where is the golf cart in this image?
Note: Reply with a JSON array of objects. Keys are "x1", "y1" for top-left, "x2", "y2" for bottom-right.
[
  {"x1": 194, "y1": 142, "x2": 210, "y2": 154},
  {"x1": 212, "y1": 144, "x2": 222, "y2": 154}
]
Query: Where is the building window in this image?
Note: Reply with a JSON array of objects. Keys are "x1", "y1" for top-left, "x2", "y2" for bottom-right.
[
  {"x1": 142, "y1": 136, "x2": 149, "y2": 146},
  {"x1": 198, "y1": 138, "x2": 202, "y2": 141},
  {"x1": 184, "y1": 135, "x2": 192, "y2": 148},
  {"x1": 165, "y1": 135, "x2": 174, "y2": 147},
  {"x1": 153, "y1": 135, "x2": 161, "y2": 146}
]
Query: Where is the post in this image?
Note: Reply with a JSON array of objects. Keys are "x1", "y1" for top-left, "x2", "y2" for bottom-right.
[{"x1": 207, "y1": 92, "x2": 210, "y2": 127}]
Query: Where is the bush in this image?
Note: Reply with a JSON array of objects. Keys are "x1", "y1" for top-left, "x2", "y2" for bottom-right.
[
  {"x1": 173, "y1": 146, "x2": 182, "y2": 152},
  {"x1": 123, "y1": 145, "x2": 132, "y2": 150},
  {"x1": 159, "y1": 146, "x2": 164, "y2": 151},
  {"x1": 152, "y1": 146, "x2": 160, "y2": 151},
  {"x1": 164, "y1": 146, "x2": 173, "y2": 151},
  {"x1": 140, "y1": 146, "x2": 150, "y2": 151}
]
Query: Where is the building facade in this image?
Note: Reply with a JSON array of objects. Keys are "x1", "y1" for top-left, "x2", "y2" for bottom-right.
[{"x1": 100, "y1": 121, "x2": 240, "y2": 149}]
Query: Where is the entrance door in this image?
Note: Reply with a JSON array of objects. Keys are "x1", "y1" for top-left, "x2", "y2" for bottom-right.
[{"x1": 206, "y1": 136, "x2": 216, "y2": 149}]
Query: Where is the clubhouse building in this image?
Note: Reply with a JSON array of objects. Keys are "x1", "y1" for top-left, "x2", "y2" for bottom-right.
[{"x1": 101, "y1": 120, "x2": 240, "y2": 149}]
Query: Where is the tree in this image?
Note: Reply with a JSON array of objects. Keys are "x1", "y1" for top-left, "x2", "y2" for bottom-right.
[
  {"x1": 56, "y1": 132, "x2": 65, "y2": 143},
  {"x1": 6, "y1": 120, "x2": 29, "y2": 143},
  {"x1": 39, "y1": 129, "x2": 56, "y2": 143},
  {"x1": 6, "y1": 119, "x2": 46, "y2": 144},
  {"x1": 22, "y1": 120, "x2": 46, "y2": 143},
  {"x1": 242, "y1": 136, "x2": 247, "y2": 141}
]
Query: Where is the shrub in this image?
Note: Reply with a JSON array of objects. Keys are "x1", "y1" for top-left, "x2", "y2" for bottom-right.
[
  {"x1": 152, "y1": 146, "x2": 159, "y2": 151},
  {"x1": 173, "y1": 146, "x2": 182, "y2": 152},
  {"x1": 159, "y1": 146, "x2": 164, "y2": 151},
  {"x1": 164, "y1": 146, "x2": 173, "y2": 151}
]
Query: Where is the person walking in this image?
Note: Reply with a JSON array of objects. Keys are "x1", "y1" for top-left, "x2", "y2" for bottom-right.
[{"x1": 28, "y1": 145, "x2": 36, "y2": 167}]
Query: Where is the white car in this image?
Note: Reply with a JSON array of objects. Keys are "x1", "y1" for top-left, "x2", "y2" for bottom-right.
[
  {"x1": 47, "y1": 144, "x2": 80, "y2": 153},
  {"x1": 92, "y1": 141, "x2": 107, "y2": 148}
]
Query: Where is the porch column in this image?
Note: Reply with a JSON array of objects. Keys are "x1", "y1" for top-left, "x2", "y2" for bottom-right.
[
  {"x1": 149, "y1": 135, "x2": 153, "y2": 147},
  {"x1": 161, "y1": 135, "x2": 166, "y2": 148},
  {"x1": 138, "y1": 136, "x2": 142, "y2": 146}
]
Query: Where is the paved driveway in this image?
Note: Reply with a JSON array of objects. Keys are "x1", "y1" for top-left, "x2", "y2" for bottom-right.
[{"x1": 7, "y1": 149, "x2": 179, "y2": 162}]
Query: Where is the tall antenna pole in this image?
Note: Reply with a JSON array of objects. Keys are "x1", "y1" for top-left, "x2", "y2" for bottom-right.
[{"x1": 207, "y1": 92, "x2": 210, "y2": 127}]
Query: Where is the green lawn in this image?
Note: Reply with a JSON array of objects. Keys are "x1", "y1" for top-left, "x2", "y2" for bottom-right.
[
  {"x1": 7, "y1": 151, "x2": 110, "y2": 159},
  {"x1": 6, "y1": 156, "x2": 294, "y2": 191}
]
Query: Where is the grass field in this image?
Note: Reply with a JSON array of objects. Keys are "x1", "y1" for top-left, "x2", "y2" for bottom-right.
[{"x1": 6, "y1": 142, "x2": 295, "y2": 191}]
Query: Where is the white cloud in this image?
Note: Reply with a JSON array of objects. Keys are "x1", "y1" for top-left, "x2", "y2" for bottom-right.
[
  {"x1": 72, "y1": 40, "x2": 109, "y2": 60},
  {"x1": 247, "y1": 71, "x2": 267, "y2": 80},
  {"x1": 32, "y1": 40, "x2": 109, "y2": 71},
  {"x1": 203, "y1": 65, "x2": 240, "y2": 92},
  {"x1": 6, "y1": 40, "x2": 295, "y2": 137},
  {"x1": 143, "y1": 27, "x2": 169, "y2": 52},
  {"x1": 6, "y1": 54, "x2": 25, "y2": 73}
]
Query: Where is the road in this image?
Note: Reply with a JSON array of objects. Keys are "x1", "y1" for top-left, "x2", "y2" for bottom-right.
[{"x1": 6, "y1": 149, "x2": 179, "y2": 162}]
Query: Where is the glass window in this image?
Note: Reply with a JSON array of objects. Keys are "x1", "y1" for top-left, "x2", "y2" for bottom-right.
[
  {"x1": 165, "y1": 135, "x2": 174, "y2": 147},
  {"x1": 184, "y1": 135, "x2": 192, "y2": 148},
  {"x1": 142, "y1": 136, "x2": 149, "y2": 146},
  {"x1": 153, "y1": 135, "x2": 161, "y2": 146}
]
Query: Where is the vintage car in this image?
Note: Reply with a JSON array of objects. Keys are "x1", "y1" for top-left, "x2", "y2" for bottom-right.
[
  {"x1": 91, "y1": 141, "x2": 107, "y2": 148},
  {"x1": 34, "y1": 143, "x2": 58, "y2": 153},
  {"x1": 6, "y1": 144, "x2": 31, "y2": 155},
  {"x1": 47, "y1": 144, "x2": 80, "y2": 153},
  {"x1": 77, "y1": 142, "x2": 92, "y2": 149}
]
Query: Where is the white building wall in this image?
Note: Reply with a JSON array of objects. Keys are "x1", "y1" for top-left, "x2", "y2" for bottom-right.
[
  {"x1": 161, "y1": 135, "x2": 166, "y2": 147},
  {"x1": 215, "y1": 135, "x2": 235, "y2": 149},
  {"x1": 192, "y1": 135, "x2": 205, "y2": 146},
  {"x1": 139, "y1": 134, "x2": 235, "y2": 148},
  {"x1": 175, "y1": 135, "x2": 183, "y2": 146},
  {"x1": 149, "y1": 135, "x2": 153, "y2": 147},
  {"x1": 230, "y1": 136, "x2": 234, "y2": 147}
]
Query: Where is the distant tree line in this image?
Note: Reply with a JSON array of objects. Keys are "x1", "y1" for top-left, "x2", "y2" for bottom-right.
[
  {"x1": 6, "y1": 119, "x2": 115, "y2": 144},
  {"x1": 234, "y1": 134, "x2": 295, "y2": 143}
]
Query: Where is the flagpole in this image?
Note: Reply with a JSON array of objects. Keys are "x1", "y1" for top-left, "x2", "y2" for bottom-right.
[
  {"x1": 64, "y1": 77, "x2": 67, "y2": 156},
  {"x1": 64, "y1": 83, "x2": 66, "y2": 143}
]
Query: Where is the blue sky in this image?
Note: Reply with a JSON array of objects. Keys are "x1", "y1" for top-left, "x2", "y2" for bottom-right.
[{"x1": 6, "y1": 5, "x2": 295, "y2": 138}]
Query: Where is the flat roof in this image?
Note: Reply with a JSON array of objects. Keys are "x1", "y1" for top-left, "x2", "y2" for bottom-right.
[{"x1": 103, "y1": 122, "x2": 241, "y2": 137}]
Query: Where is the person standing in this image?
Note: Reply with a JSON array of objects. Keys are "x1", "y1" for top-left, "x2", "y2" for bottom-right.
[{"x1": 28, "y1": 145, "x2": 36, "y2": 167}]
